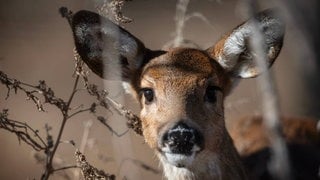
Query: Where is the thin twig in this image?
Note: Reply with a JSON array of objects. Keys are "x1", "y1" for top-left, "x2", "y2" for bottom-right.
[
  {"x1": 68, "y1": 108, "x2": 92, "y2": 119},
  {"x1": 53, "y1": 165, "x2": 79, "y2": 173},
  {"x1": 43, "y1": 75, "x2": 81, "y2": 180},
  {"x1": 95, "y1": 115, "x2": 129, "y2": 137}
]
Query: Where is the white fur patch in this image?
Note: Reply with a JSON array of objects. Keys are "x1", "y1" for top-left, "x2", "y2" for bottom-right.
[
  {"x1": 161, "y1": 144, "x2": 201, "y2": 167},
  {"x1": 164, "y1": 153, "x2": 195, "y2": 167},
  {"x1": 159, "y1": 155, "x2": 196, "y2": 180},
  {"x1": 221, "y1": 23, "x2": 252, "y2": 71}
]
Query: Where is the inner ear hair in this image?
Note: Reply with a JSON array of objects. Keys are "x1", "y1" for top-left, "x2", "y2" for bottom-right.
[{"x1": 207, "y1": 8, "x2": 285, "y2": 79}]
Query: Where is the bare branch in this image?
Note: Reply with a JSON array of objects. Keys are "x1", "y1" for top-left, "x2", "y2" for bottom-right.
[
  {"x1": 95, "y1": 115, "x2": 129, "y2": 137},
  {"x1": 53, "y1": 165, "x2": 79, "y2": 173},
  {"x1": 67, "y1": 107, "x2": 92, "y2": 119}
]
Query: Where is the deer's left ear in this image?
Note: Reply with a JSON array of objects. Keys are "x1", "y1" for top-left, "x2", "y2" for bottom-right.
[
  {"x1": 71, "y1": 10, "x2": 165, "y2": 82},
  {"x1": 207, "y1": 9, "x2": 285, "y2": 78}
]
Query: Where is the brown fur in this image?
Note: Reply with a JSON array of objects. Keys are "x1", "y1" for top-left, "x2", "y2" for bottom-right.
[
  {"x1": 230, "y1": 116, "x2": 319, "y2": 156},
  {"x1": 136, "y1": 48, "x2": 246, "y2": 179},
  {"x1": 207, "y1": 34, "x2": 230, "y2": 61}
]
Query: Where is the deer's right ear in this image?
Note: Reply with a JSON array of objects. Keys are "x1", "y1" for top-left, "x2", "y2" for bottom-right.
[
  {"x1": 207, "y1": 9, "x2": 285, "y2": 79},
  {"x1": 71, "y1": 10, "x2": 164, "y2": 81}
]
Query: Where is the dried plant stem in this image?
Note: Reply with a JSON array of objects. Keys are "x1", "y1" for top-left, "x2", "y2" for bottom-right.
[
  {"x1": 104, "y1": 96, "x2": 142, "y2": 135},
  {"x1": 75, "y1": 150, "x2": 115, "y2": 180},
  {"x1": 74, "y1": 120, "x2": 93, "y2": 179},
  {"x1": 244, "y1": 0, "x2": 291, "y2": 179},
  {"x1": 96, "y1": 0, "x2": 133, "y2": 24},
  {"x1": 0, "y1": 110, "x2": 47, "y2": 151},
  {"x1": 0, "y1": 6, "x2": 145, "y2": 180},
  {"x1": 42, "y1": 75, "x2": 80, "y2": 180},
  {"x1": 1, "y1": 68, "x2": 124, "y2": 179}
]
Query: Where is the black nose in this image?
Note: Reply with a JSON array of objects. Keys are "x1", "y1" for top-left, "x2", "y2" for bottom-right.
[{"x1": 162, "y1": 122, "x2": 203, "y2": 155}]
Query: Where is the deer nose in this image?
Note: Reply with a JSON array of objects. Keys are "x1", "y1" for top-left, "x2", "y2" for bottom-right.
[{"x1": 162, "y1": 122, "x2": 203, "y2": 155}]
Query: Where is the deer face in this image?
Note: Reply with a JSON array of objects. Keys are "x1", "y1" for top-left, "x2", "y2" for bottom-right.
[
  {"x1": 138, "y1": 48, "x2": 231, "y2": 167},
  {"x1": 71, "y1": 9, "x2": 284, "y2": 169}
]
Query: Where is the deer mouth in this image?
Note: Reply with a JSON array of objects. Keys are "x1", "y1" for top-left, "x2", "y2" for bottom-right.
[
  {"x1": 160, "y1": 145, "x2": 202, "y2": 167},
  {"x1": 159, "y1": 122, "x2": 204, "y2": 167}
]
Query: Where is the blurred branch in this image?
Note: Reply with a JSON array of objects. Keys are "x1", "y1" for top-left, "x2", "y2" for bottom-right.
[
  {"x1": 244, "y1": 0, "x2": 290, "y2": 179},
  {"x1": 163, "y1": 0, "x2": 214, "y2": 49},
  {"x1": 173, "y1": 0, "x2": 190, "y2": 47}
]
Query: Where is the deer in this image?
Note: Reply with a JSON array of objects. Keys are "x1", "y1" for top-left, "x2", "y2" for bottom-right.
[{"x1": 69, "y1": 8, "x2": 320, "y2": 180}]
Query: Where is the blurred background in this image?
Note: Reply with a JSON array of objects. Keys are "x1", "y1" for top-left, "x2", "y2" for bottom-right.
[{"x1": 0, "y1": 0, "x2": 319, "y2": 179}]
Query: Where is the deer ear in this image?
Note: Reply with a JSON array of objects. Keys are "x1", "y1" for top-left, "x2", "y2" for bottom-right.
[
  {"x1": 71, "y1": 10, "x2": 163, "y2": 81},
  {"x1": 207, "y1": 9, "x2": 285, "y2": 78}
]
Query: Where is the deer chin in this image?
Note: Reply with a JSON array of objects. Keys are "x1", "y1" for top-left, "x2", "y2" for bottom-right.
[
  {"x1": 159, "y1": 145, "x2": 202, "y2": 168},
  {"x1": 163, "y1": 152, "x2": 196, "y2": 168}
]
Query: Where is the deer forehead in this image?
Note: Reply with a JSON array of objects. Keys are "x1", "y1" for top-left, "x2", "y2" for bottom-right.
[{"x1": 140, "y1": 48, "x2": 228, "y2": 91}]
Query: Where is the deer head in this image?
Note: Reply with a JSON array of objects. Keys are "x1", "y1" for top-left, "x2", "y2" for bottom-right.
[{"x1": 71, "y1": 9, "x2": 284, "y2": 179}]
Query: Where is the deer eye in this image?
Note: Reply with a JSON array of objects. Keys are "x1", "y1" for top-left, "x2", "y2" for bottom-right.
[
  {"x1": 140, "y1": 88, "x2": 154, "y2": 104},
  {"x1": 204, "y1": 86, "x2": 220, "y2": 103}
]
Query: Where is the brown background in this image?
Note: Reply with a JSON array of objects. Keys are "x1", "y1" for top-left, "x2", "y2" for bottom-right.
[{"x1": 0, "y1": 0, "x2": 318, "y2": 179}]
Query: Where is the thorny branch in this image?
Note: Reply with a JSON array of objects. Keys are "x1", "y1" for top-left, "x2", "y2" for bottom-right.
[
  {"x1": 75, "y1": 150, "x2": 115, "y2": 180},
  {"x1": 0, "y1": 71, "x2": 67, "y2": 112},
  {"x1": 0, "y1": 52, "x2": 136, "y2": 179},
  {"x1": 1, "y1": 55, "x2": 139, "y2": 179},
  {"x1": 0, "y1": 109, "x2": 47, "y2": 151},
  {"x1": 96, "y1": 0, "x2": 133, "y2": 25},
  {"x1": 73, "y1": 44, "x2": 143, "y2": 135},
  {"x1": 85, "y1": 82, "x2": 142, "y2": 135}
]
